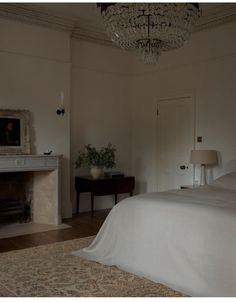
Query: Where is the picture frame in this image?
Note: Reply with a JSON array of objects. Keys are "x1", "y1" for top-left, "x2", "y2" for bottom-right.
[{"x1": 0, "y1": 109, "x2": 31, "y2": 155}]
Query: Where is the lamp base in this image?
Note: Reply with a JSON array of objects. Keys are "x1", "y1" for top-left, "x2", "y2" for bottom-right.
[{"x1": 200, "y1": 164, "x2": 206, "y2": 186}]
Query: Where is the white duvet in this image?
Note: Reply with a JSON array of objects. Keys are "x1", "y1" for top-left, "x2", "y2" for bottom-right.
[{"x1": 73, "y1": 186, "x2": 236, "y2": 297}]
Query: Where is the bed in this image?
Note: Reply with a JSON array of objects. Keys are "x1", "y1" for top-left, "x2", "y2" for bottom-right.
[{"x1": 73, "y1": 169, "x2": 236, "y2": 297}]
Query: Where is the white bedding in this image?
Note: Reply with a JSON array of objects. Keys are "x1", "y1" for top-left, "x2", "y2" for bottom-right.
[{"x1": 73, "y1": 185, "x2": 236, "y2": 297}]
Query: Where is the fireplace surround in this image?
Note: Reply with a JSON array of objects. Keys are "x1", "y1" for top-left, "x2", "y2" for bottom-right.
[{"x1": 0, "y1": 155, "x2": 62, "y2": 225}]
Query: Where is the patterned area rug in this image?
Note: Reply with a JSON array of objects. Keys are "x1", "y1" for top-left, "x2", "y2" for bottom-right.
[{"x1": 0, "y1": 236, "x2": 186, "y2": 297}]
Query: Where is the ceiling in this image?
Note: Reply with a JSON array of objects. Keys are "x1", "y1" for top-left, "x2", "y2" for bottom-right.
[
  {"x1": 32, "y1": 3, "x2": 228, "y2": 22},
  {"x1": 0, "y1": 3, "x2": 236, "y2": 46},
  {"x1": 36, "y1": 3, "x2": 103, "y2": 27}
]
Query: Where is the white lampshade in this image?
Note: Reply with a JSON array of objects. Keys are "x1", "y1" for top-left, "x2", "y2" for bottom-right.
[
  {"x1": 190, "y1": 150, "x2": 218, "y2": 165},
  {"x1": 190, "y1": 150, "x2": 218, "y2": 186}
]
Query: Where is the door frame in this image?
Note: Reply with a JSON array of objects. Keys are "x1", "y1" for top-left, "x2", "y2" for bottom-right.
[{"x1": 154, "y1": 91, "x2": 196, "y2": 192}]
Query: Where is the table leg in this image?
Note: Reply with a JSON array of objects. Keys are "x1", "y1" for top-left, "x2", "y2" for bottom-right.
[
  {"x1": 115, "y1": 194, "x2": 118, "y2": 204},
  {"x1": 130, "y1": 191, "x2": 133, "y2": 197},
  {"x1": 76, "y1": 191, "x2": 80, "y2": 214},
  {"x1": 91, "y1": 193, "x2": 94, "y2": 216}
]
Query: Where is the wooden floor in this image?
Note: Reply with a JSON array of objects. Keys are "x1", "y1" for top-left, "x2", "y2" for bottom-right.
[{"x1": 0, "y1": 209, "x2": 110, "y2": 253}]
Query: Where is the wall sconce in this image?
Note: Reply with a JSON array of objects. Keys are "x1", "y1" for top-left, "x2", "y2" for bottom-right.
[{"x1": 56, "y1": 91, "x2": 65, "y2": 116}]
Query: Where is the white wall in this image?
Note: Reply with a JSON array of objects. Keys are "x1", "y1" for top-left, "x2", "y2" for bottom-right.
[
  {"x1": 0, "y1": 17, "x2": 134, "y2": 216},
  {"x1": 71, "y1": 39, "x2": 133, "y2": 212},
  {"x1": 0, "y1": 18, "x2": 72, "y2": 217},
  {"x1": 131, "y1": 21, "x2": 236, "y2": 192},
  {"x1": 2, "y1": 16, "x2": 236, "y2": 215}
]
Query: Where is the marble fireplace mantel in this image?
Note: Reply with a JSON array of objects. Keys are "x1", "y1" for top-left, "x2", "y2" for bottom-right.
[{"x1": 0, "y1": 155, "x2": 62, "y2": 225}]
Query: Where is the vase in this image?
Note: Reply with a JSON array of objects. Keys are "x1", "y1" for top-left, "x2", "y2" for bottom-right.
[{"x1": 90, "y1": 166, "x2": 104, "y2": 179}]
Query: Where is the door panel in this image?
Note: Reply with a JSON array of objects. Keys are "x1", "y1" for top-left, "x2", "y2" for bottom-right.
[{"x1": 157, "y1": 97, "x2": 195, "y2": 191}]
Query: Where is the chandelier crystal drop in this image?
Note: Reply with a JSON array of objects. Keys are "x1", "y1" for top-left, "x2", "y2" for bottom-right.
[{"x1": 97, "y1": 3, "x2": 201, "y2": 64}]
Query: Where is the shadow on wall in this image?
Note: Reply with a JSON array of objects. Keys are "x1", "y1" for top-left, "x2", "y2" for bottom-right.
[
  {"x1": 206, "y1": 151, "x2": 221, "y2": 183},
  {"x1": 133, "y1": 156, "x2": 149, "y2": 195},
  {"x1": 30, "y1": 112, "x2": 36, "y2": 154},
  {"x1": 134, "y1": 181, "x2": 147, "y2": 195},
  {"x1": 226, "y1": 159, "x2": 236, "y2": 173}
]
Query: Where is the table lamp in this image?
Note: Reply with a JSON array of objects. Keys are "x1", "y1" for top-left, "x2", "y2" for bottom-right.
[{"x1": 190, "y1": 150, "x2": 218, "y2": 186}]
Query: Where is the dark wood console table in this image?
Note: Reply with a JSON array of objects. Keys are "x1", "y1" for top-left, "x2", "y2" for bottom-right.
[{"x1": 75, "y1": 176, "x2": 135, "y2": 215}]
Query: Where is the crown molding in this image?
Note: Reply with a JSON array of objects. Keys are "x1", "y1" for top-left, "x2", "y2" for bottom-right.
[
  {"x1": 0, "y1": 3, "x2": 236, "y2": 47},
  {"x1": 0, "y1": 3, "x2": 113, "y2": 47},
  {"x1": 195, "y1": 3, "x2": 236, "y2": 32},
  {"x1": 71, "y1": 24, "x2": 112, "y2": 47},
  {"x1": 0, "y1": 4, "x2": 74, "y2": 32}
]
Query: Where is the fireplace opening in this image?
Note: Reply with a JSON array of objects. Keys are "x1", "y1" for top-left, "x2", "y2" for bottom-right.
[{"x1": 0, "y1": 172, "x2": 33, "y2": 224}]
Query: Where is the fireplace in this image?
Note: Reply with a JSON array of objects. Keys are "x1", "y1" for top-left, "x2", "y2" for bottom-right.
[
  {"x1": 0, "y1": 172, "x2": 32, "y2": 223},
  {"x1": 0, "y1": 155, "x2": 62, "y2": 225}
]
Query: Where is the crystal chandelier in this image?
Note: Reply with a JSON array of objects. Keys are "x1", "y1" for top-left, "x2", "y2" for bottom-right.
[{"x1": 97, "y1": 3, "x2": 201, "y2": 64}]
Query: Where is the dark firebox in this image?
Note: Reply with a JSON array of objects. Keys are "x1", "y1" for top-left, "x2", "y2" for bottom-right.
[{"x1": 0, "y1": 172, "x2": 32, "y2": 223}]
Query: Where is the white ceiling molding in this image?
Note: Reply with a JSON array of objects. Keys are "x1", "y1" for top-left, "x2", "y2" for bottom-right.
[
  {"x1": 0, "y1": 4, "x2": 74, "y2": 32},
  {"x1": 71, "y1": 24, "x2": 112, "y2": 47},
  {"x1": 195, "y1": 3, "x2": 236, "y2": 31},
  {"x1": 0, "y1": 3, "x2": 236, "y2": 47}
]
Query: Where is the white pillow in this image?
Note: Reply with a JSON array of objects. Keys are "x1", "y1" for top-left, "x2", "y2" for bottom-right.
[{"x1": 210, "y1": 172, "x2": 236, "y2": 191}]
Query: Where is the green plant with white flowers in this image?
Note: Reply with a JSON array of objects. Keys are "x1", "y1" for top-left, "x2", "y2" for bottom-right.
[{"x1": 75, "y1": 143, "x2": 116, "y2": 169}]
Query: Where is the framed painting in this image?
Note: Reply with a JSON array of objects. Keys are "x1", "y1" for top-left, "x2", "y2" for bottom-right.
[{"x1": 0, "y1": 109, "x2": 31, "y2": 154}]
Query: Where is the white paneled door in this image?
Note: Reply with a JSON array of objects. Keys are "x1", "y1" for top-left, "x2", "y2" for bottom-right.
[{"x1": 157, "y1": 97, "x2": 195, "y2": 191}]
